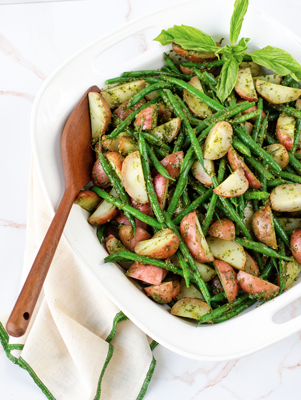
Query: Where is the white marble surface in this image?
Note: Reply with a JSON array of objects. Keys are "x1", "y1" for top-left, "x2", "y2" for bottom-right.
[{"x1": 2, "y1": 0, "x2": 301, "y2": 398}]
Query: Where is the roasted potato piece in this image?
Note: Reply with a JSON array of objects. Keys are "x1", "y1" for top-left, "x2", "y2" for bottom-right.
[
  {"x1": 153, "y1": 174, "x2": 169, "y2": 210},
  {"x1": 255, "y1": 80, "x2": 301, "y2": 104},
  {"x1": 151, "y1": 118, "x2": 181, "y2": 143},
  {"x1": 74, "y1": 190, "x2": 100, "y2": 212},
  {"x1": 263, "y1": 143, "x2": 289, "y2": 169},
  {"x1": 134, "y1": 228, "x2": 179, "y2": 259},
  {"x1": 214, "y1": 260, "x2": 238, "y2": 303},
  {"x1": 203, "y1": 121, "x2": 233, "y2": 160},
  {"x1": 252, "y1": 204, "x2": 277, "y2": 249},
  {"x1": 237, "y1": 271, "x2": 280, "y2": 299},
  {"x1": 134, "y1": 105, "x2": 158, "y2": 130},
  {"x1": 101, "y1": 80, "x2": 145, "y2": 108},
  {"x1": 191, "y1": 158, "x2": 215, "y2": 187},
  {"x1": 88, "y1": 188, "x2": 119, "y2": 226},
  {"x1": 183, "y1": 76, "x2": 213, "y2": 119},
  {"x1": 159, "y1": 151, "x2": 184, "y2": 179},
  {"x1": 276, "y1": 113, "x2": 296, "y2": 151},
  {"x1": 291, "y1": 230, "x2": 301, "y2": 265},
  {"x1": 213, "y1": 169, "x2": 249, "y2": 197},
  {"x1": 88, "y1": 92, "x2": 111, "y2": 143},
  {"x1": 244, "y1": 252, "x2": 260, "y2": 277},
  {"x1": 119, "y1": 225, "x2": 151, "y2": 252},
  {"x1": 208, "y1": 218, "x2": 235, "y2": 241},
  {"x1": 235, "y1": 68, "x2": 258, "y2": 101},
  {"x1": 207, "y1": 236, "x2": 246, "y2": 270},
  {"x1": 270, "y1": 184, "x2": 301, "y2": 212},
  {"x1": 127, "y1": 262, "x2": 167, "y2": 285},
  {"x1": 171, "y1": 298, "x2": 210, "y2": 320},
  {"x1": 145, "y1": 281, "x2": 173, "y2": 304}
]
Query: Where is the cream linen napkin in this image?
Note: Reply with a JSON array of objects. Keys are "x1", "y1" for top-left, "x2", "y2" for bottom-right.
[{"x1": 0, "y1": 159, "x2": 157, "y2": 400}]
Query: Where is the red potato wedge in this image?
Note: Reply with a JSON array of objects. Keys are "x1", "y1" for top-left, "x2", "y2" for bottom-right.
[
  {"x1": 252, "y1": 204, "x2": 277, "y2": 249},
  {"x1": 278, "y1": 218, "x2": 301, "y2": 232},
  {"x1": 114, "y1": 99, "x2": 146, "y2": 120},
  {"x1": 171, "y1": 298, "x2": 210, "y2": 320},
  {"x1": 151, "y1": 117, "x2": 181, "y2": 143},
  {"x1": 134, "y1": 228, "x2": 179, "y2": 259},
  {"x1": 237, "y1": 271, "x2": 280, "y2": 299},
  {"x1": 106, "y1": 152, "x2": 124, "y2": 180},
  {"x1": 164, "y1": 277, "x2": 181, "y2": 299},
  {"x1": 253, "y1": 74, "x2": 282, "y2": 84},
  {"x1": 179, "y1": 64, "x2": 194, "y2": 75},
  {"x1": 207, "y1": 236, "x2": 246, "y2": 270},
  {"x1": 239, "y1": 61, "x2": 260, "y2": 76},
  {"x1": 239, "y1": 102, "x2": 266, "y2": 122},
  {"x1": 203, "y1": 121, "x2": 233, "y2": 160},
  {"x1": 145, "y1": 281, "x2": 173, "y2": 304},
  {"x1": 276, "y1": 113, "x2": 296, "y2": 151},
  {"x1": 208, "y1": 218, "x2": 235, "y2": 241},
  {"x1": 158, "y1": 102, "x2": 172, "y2": 124},
  {"x1": 263, "y1": 143, "x2": 289, "y2": 169},
  {"x1": 278, "y1": 260, "x2": 301, "y2": 290},
  {"x1": 177, "y1": 279, "x2": 204, "y2": 301},
  {"x1": 213, "y1": 169, "x2": 249, "y2": 198},
  {"x1": 115, "y1": 213, "x2": 148, "y2": 230},
  {"x1": 211, "y1": 275, "x2": 224, "y2": 294},
  {"x1": 106, "y1": 234, "x2": 128, "y2": 255},
  {"x1": 256, "y1": 80, "x2": 301, "y2": 104},
  {"x1": 92, "y1": 159, "x2": 110, "y2": 188},
  {"x1": 94, "y1": 142, "x2": 102, "y2": 159},
  {"x1": 127, "y1": 262, "x2": 167, "y2": 286},
  {"x1": 191, "y1": 158, "x2": 215, "y2": 187},
  {"x1": 119, "y1": 225, "x2": 151, "y2": 252},
  {"x1": 183, "y1": 76, "x2": 213, "y2": 119},
  {"x1": 244, "y1": 252, "x2": 260, "y2": 276},
  {"x1": 131, "y1": 198, "x2": 153, "y2": 216},
  {"x1": 214, "y1": 260, "x2": 238, "y2": 303},
  {"x1": 153, "y1": 174, "x2": 169, "y2": 210},
  {"x1": 121, "y1": 151, "x2": 148, "y2": 204},
  {"x1": 134, "y1": 104, "x2": 158, "y2": 130},
  {"x1": 227, "y1": 147, "x2": 262, "y2": 189},
  {"x1": 88, "y1": 188, "x2": 119, "y2": 226},
  {"x1": 235, "y1": 68, "x2": 258, "y2": 101},
  {"x1": 101, "y1": 80, "x2": 146, "y2": 109},
  {"x1": 195, "y1": 261, "x2": 216, "y2": 282},
  {"x1": 180, "y1": 211, "x2": 214, "y2": 262},
  {"x1": 118, "y1": 136, "x2": 139, "y2": 156},
  {"x1": 270, "y1": 183, "x2": 301, "y2": 212},
  {"x1": 291, "y1": 230, "x2": 301, "y2": 264},
  {"x1": 102, "y1": 132, "x2": 127, "y2": 152},
  {"x1": 160, "y1": 151, "x2": 184, "y2": 179},
  {"x1": 172, "y1": 43, "x2": 217, "y2": 62},
  {"x1": 74, "y1": 190, "x2": 100, "y2": 213},
  {"x1": 244, "y1": 122, "x2": 254, "y2": 135},
  {"x1": 88, "y1": 92, "x2": 111, "y2": 143}
]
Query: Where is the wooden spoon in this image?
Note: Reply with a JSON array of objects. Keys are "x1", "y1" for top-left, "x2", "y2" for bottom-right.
[{"x1": 6, "y1": 85, "x2": 99, "y2": 337}]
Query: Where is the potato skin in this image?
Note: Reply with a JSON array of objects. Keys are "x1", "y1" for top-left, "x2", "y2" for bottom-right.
[
  {"x1": 134, "y1": 229, "x2": 179, "y2": 259},
  {"x1": 244, "y1": 252, "x2": 260, "y2": 277},
  {"x1": 172, "y1": 43, "x2": 216, "y2": 62},
  {"x1": 252, "y1": 204, "x2": 277, "y2": 249},
  {"x1": 153, "y1": 174, "x2": 168, "y2": 210},
  {"x1": 74, "y1": 190, "x2": 100, "y2": 212},
  {"x1": 208, "y1": 218, "x2": 235, "y2": 241},
  {"x1": 119, "y1": 225, "x2": 151, "y2": 252},
  {"x1": 92, "y1": 159, "x2": 110, "y2": 188},
  {"x1": 237, "y1": 271, "x2": 280, "y2": 299},
  {"x1": 134, "y1": 105, "x2": 158, "y2": 130},
  {"x1": 115, "y1": 213, "x2": 148, "y2": 230},
  {"x1": 130, "y1": 198, "x2": 153, "y2": 216},
  {"x1": 214, "y1": 260, "x2": 238, "y2": 303},
  {"x1": 127, "y1": 262, "x2": 167, "y2": 285},
  {"x1": 159, "y1": 151, "x2": 184, "y2": 179},
  {"x1": 227, "y1": 147, "x2": 261, "y2": 189},
  {"x1": 291, "y1": 230, "x2": 301, "y2": 264},
  {"x1": 114, "y1": 99, "x2": 146, "y2": 120},
  {"x1": 144, "y1": 281, "x2": 173, "y2": 304}
]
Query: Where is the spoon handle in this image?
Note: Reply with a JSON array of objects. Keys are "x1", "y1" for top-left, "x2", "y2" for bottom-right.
[{"x1": 6, "y1": 187, "x2": 76, "y2": 337}]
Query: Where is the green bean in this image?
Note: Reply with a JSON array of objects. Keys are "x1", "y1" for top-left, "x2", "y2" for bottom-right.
[
  {"x1": 182, "y1": 181, "x2": 191, "y2": 207},
  {"x1": 244, "y1": 156, "x2": 275, "y2": 180},
  {"x1": 230, "y1": 109, "x2": 261, "y2": 125},
  {"x1": 173, "y1": 125, "x2": 186, "y2": 153},
  {"x1": 177, "y1": 251, "x2": 191, "y2": 288},
  {"x1": 268, "y1": 112, "x2": 279, "y2": 121},
  {"x1": 128, "y1": 82, "x2": 173, "y2": 108},
  {"x1": 152, "y1": 145, "x2": 168, "y2": 159},
  {"x1": 139, "y1": 134, "x2": 165, "y2": 224},
  {"x1": 97, "y1": 225, "x2": 106, "y2": 243},
  {"x1": 278, "y1": 240, "x2": 286, "y2": 294},
  {"x1": 277, "y1": 171, "x2": 301, "y2": 184},
  {"x1": 273, "y1": 215, "x2": 290, "y2": 248},
  {"x1": 292, "y1": 119, "x2": 301, "y2": 155},
  {"x1": 267, "y1": 178, "x2": 294, "y2": 187},
  {"x1": 233, "y1": 126, "x2": 282, "y2": 173},
  {"x1": 243, "y1": 191, "x2": 270, "y2": 200},
  {"x1": 260, "y1": 258, "x2": 274, "y2": 280},
  {"x1": 232, "y1": 138, "x2": 252, "y2": 157},
  {"x1": 212, "y1": 298, "x2": 256, "y2": 323},
  {"x1": 161, "y1": 66, "x2": 171, "y2": 73},
  {"x1": 157, "y1": 88, "x2": 173, "y2": 111},
  {"x1": 122, "y1": 70, "x2": 191, "y2": 81},
  {"x1": 145, "y1": 142, "x2": 174, "y2": 181},
  {"x1": 167, "y1": 155, "x2": 196, "y2": 216},
  {"x1": 172, "y1": 189, "x2": 213, "y2": 225},
  {"x1": 282, "y1": 75, "x2": 295, "y2": 86},
  {"x1": 104, "y1": 98, "x2": 160, "y2": 140},
  {"x1": 188, "y1": 176, "x2": 207, "y2": 195},
  {"x1": 105, "y1": 77, "x2": 137, "y2": 84},
  {"x1": 202, "y1": 158, "x2": 226, "y2": 235},
  {"x1": 235, "y1": 237, "x2": 294, "y2": 261},
  {"x1": 272, "y1": 104, "x2": 301, "y2": 119},
  {"x1": 92, "y1": 186, "x2": 164, "y2": 229},
  {"x1": 211, "y1": 292, "x2": 226, "y2": 302},
  {"x1": 294, "y1": 153, "x2": 301, "y2": 160},
  {"x1": 140, "y1": 131, "x2": 171, "y2": 153},
  {"x1": 238, "y1": 194, "x2": 245, "y2": 219},
  {"x1": 284, "y1": 165, "x2": 296, "y2": 175},
  {"x1": 180, "y1": 59, "x2": 224, "y2": 69},
  {"x1": 257, "y1": 111, "x2": 269, "y2": 147},
  {"x1": 252, "y1": 97, "x2": 263, "y2": 142},
  {"x1": 98, "y1": 153, "x2": 136, "y2": 235},
  {"x1": 165, "y1": 90, "x2": 205, "y2": 167},
  {"x1": 163, "y1": 211, "x2": 211, "y2": 306},
  {"x1": 198, "y1": 294, "x2": 249, "y2": 324},
  {"x1": 162, "y1": 76, "x2": 224, "y2": 111},
  {"x1": 253, "y1": 199, "x2": 259, "y2": 212},
  {"x1": 164, "y1": 52, "x2": 181, "y2": 74}
]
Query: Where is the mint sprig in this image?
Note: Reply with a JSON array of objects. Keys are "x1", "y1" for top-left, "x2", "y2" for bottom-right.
[{"x1": 154, "y1": 0, "x2": 301, "y2": 102}]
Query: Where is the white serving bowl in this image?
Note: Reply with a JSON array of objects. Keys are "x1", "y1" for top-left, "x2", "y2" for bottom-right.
[{"x1": 31, "y1": 0, "x2": 301, "y2": 361}]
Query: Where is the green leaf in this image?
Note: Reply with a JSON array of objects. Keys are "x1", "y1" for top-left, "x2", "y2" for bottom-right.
[
  {"x1": 230, "y1": 0, "x2": 249, "y2": 45},
  {"x1": 216, "y1": 38, "x2": 249, "y2": 57},
  {"x1": 251, "y1": 46, "x2": 301, "y2": 81},
  {"x1": 216, "y1": 56, "x2": 239, "y2": 103},
  {"x1": 154, "y1": 25, "x2": 219, "y2": 53}
]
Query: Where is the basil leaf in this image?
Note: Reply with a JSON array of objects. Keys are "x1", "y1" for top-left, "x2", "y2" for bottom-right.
[
  {"x1": 230, "y1": 0, "x2": 249, "y2": 45},
  {"x1": 216, "y1": 38, "x2": 249, "y2": 58},
  {"x1": 234, "y1": 37, "x2": 250, "y2": 53},
  {"x1": 251, "y1": 46, "x2": 301, "y2": 81},
  {"x1": 154, "y1": 25, "x2": 219, "y2": 53},
  {"x1": 216, "y1": 56, "x2": 239, "y2": 103}
]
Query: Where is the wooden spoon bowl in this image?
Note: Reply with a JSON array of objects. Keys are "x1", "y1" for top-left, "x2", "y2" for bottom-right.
[{"x1": 6, "y1": 85, "x2": 99, "y2": 337}]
